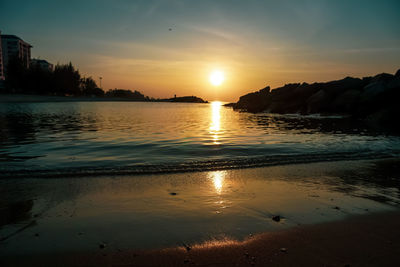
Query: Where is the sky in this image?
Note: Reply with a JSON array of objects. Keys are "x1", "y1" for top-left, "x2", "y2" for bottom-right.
[{"x1": 1, "y1": 0, "x2": 399, "y2": 101}]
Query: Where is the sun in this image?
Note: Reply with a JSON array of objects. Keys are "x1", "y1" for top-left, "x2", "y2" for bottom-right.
[{"x1": 209, "y1": 70, "x2": 225, "y2": 86}]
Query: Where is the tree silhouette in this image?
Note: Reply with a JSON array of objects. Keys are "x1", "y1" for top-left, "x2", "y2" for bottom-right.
[{"x1": 53, "y1": 62, "x2": 81, "y2": 96}]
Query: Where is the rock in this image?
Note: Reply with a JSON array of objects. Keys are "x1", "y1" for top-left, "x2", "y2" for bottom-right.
[
  {"x1": 360, "y1": 82, "x2": 387, "y2": 102},
  {"x1": 272, "y1": 215, "x2": 281, "y2": 222},
  {"x1": 169, "y1": 192, "x2": 177, "y2": 196},
  {"x1": 306, "y1": 89, "x2": 327, "y2": 113},
  {"x1": 333, "y1": 206, "x2": 340, "y2": 210},
  {"x1": 99, "y1": 243, "x2": 106, "y2": 249},
  {"x1": 182, "y1": 242, "x2": 191, "y2": 251},
  {"x1": 227, "y1": 69, "x2": 400, "y2": 133},
  {"x1": 332, "y1": 89, "x2": 361, "y2": 112},
  {"x1": 34, "y1": 233, "x2": 39, "y2": 237},
  {"x1": 280, "y1": 248, "x2": 287, "y2": 253},
  {"x1": 370, "y1": 73, "x2": 394, "y2": 83},
  {"x1": 250, "y1": 256, "x2": 256, "y2": 265},
  {"x1": 233, "y1": 86, "x2": 271, "y2": 112}
]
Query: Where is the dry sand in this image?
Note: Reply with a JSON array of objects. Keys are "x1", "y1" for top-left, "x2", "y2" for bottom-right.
[{"x1": 2, "y1": 211, "x2": 399, "y2": 267}]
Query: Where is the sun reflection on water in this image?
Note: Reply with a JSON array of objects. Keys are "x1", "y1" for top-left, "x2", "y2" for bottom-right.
[
  {"x1": 209, "y1": 171, "x2": 226, "y2": 194},
  {"x1": 209, "y1": 101, "x2": 222, "y2": 144}
]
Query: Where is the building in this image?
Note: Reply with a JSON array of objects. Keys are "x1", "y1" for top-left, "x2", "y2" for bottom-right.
[
  {"x1": 31, "y1": 58, "x2": 54, "y2": 71},
  {"x1": 1, "y1": 34, "x2": 32, "y2": 74},
  {"x1": 0, "y1": 31, "x2": 4, "y2": 81}
]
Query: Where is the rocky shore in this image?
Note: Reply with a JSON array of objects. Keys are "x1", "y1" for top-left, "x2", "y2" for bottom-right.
[{"x1": 227, "y1": 69, "x2": 400, "y2": 131}]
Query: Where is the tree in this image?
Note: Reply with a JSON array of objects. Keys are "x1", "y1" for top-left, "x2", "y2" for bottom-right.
[
  {"x1": 4, "y1": 55, "x2": 28, "y2": 93},
  {"x1": 53, "y1": 62, "x2": 81, "y2": 96},
  {"x1": 25, "y1": 62, "x2": 53, "y2": 94},
  {"x1": 81, "y1": 77, "x2": 104, "y2": 96}
]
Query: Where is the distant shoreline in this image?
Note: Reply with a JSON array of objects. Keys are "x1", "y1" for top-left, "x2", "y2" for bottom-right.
[{"x1": 0, "y1": 94, "x2": 208, "y2": 104}]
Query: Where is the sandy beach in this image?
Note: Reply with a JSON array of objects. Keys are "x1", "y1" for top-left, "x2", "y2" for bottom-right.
[
  {"x1": 2, "y1": 210, "x2": 399, "y2": 267},
  {"x1": 1, "y1": 159, "x2": 400, "y2": 266}
]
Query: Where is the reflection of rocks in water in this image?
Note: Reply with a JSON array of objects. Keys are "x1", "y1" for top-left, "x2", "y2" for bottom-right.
[
  {"x1": 252, "y1": 115, "x2": 386, "y2": 136},
  {"x1": 0, "y1": 199, "x2": 34, "y2": 227},
  {"x1": 327, "y1": 159, "x2": 400, "y2": 204}
]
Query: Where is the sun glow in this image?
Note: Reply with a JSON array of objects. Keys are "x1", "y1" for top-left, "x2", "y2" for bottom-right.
[
  {"x1": 209, "y1": 171, "x2": 226, "y2": 194},
  {"x1": 209, "y1": 70, "x2": 225, "y2": 86},
  {"x1": 210, "y1": 101, "x2": 222, "y2": 144}
]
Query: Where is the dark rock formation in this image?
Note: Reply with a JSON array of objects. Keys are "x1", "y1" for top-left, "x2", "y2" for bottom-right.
[
  {"x1": 228, "y1": 69, "x2": 400, "y2": 131},
  {"x1": 164, "y1": 96, "x2": 208, "y2": 103}
]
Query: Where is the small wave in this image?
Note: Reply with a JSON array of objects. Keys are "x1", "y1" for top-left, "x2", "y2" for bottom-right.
[{"x1": 0, "y1": 151, "x2": 398, "y2": 179}]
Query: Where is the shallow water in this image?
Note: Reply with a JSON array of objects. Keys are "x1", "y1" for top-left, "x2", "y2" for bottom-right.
[
  {"x1": 1, "y1": 160, "x2": 399, "y2": 255},
  {"x1": 0, "y1": 101, "x2": 399, "y2": 177}
]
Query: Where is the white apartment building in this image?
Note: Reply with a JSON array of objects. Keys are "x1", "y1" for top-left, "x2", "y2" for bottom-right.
[
  {"x1": 0, "y1": 31, "x2": 4, "y2": 80},
  {"x1": 31, "y1": 58, "x2": 54, "y2": 72},
  {"x1": 1, "y1": 34, "x2": 32, "y2": 74}
]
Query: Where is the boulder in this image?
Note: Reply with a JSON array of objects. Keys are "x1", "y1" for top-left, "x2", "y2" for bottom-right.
[
  {"x1": 229, "y1": 68, "x2": 400, "y2": 133},
  {"x1": 332, "y1": 89, "x2": 361, "y2": 113},
  {"x1": 233, "y1": 86, "x2": 271, "y2": 112},
  {"x1": 306, "y1": 89, "x2": 326, "y2": 113},
  {"x1": 360, "y1": 82, "x2": 387, "y2": 102}
]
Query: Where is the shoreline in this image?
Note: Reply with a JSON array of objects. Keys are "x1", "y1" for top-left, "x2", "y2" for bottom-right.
[
  {"x1": 2, "y1": 210, "x2": 400, "y2": 266},
  {"x1": 1, "y1": 153, "x2": 398, "y2": 179},
  {"x1": 0, "y1": 94, "x2": 208, "y2": 103}
]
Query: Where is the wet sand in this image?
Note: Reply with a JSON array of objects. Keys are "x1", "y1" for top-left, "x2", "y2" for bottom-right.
[
  {"x1": 1, "y1": 159, "x2": 400, "y2": 266},
  {"x1": 2, "y1": 211, "x2": 400, "y2": 267}
]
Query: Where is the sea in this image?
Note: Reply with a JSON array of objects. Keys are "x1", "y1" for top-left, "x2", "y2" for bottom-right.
[{"x1": 1, "y1": 101, "x2": 399, "y2": 177}]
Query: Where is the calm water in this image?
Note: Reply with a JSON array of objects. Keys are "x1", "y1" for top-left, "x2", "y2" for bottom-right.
[{"x1": 0, "y1": 101, "x2": 399, "y2": 177}]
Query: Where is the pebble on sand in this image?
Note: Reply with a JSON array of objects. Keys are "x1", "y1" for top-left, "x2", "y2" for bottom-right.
[{"x1": 272, "y1": 215, "x2": 281, "y2": 222}]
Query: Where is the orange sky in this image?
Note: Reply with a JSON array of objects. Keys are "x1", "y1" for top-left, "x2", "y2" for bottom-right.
[{"x1": 2, "y1": 0, "x2": 399, "y2": 102}]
